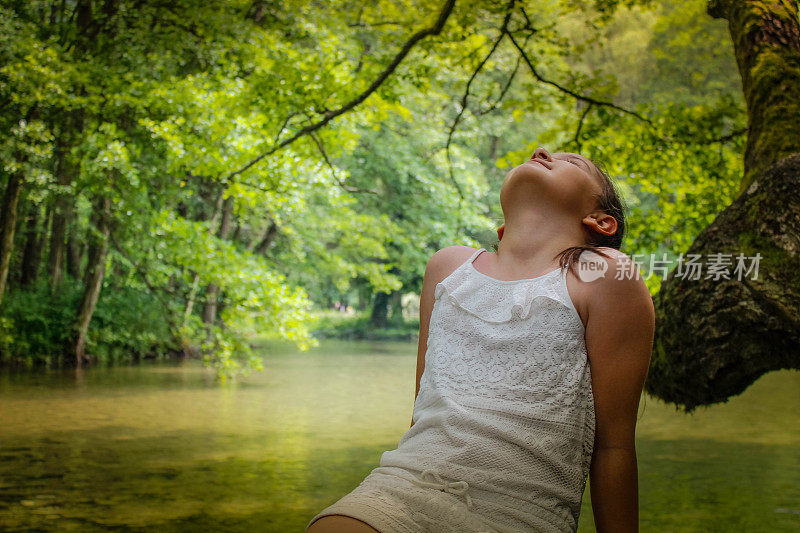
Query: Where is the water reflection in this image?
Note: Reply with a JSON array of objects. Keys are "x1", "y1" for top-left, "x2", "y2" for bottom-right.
[{"x1": 0, "y1": 339, "x2": 797, "y2": 531}]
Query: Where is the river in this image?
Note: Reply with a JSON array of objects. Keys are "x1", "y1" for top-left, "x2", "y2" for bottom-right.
[{"x1": 1, "y1": 339, "x2": 798, "y2": 531}]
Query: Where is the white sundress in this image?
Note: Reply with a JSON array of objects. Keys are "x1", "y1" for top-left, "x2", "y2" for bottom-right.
[{"x1": 306, "y1": 247, "x2": 595, "y2": 533}]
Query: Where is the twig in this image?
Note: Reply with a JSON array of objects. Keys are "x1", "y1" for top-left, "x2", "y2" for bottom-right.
[
  {"x1": 308, "y1": 132, "x2": 380, "y2": 194},
  {"x1": 445, "y1": 0, "x2": 516, "y2": 199}
]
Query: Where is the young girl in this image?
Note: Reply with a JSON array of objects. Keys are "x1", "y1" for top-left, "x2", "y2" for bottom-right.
[{"x1": 306, "y1": 147, "x2": 655, "y2": 533}]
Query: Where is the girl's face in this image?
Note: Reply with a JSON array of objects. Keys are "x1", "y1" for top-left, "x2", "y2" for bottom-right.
[{"x1": 500, "y1": 147, "x2": 603, "y2": 217}]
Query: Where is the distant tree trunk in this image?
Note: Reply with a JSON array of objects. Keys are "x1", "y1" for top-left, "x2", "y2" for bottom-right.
[
  {"x1": 648, "y1": 0, "x2": 800, "y2": 412},
  {"x1": 0, "y1": 163, "x2": 23, "y2": 306},
  {"x1": 183, "y1": 185, "x2": 226, "y2": 324},
  {"x1": 249, "y1": 219, "x2": 278, "y2": 255},
  {"x1": 48, "y1": 113, "x2": 82, "y2": 293},
  {"x1": 389, "y1": 290, "x2": 404, "y2": 323},
  {"x1": 67, "y1": 230, "x2": 82, "y2": 280},
  {"x1": 50, "y1": 0, "x2": 92, "y2": 293},
  {"x1": 202, "y1": 196, "x2": 234, "y2": 334},
  {"x1": 20, "y1": 202, "x2": 45, "y2": 286},
  {"x1": 370, "y1": 291, "x2": 390, "y2": 329},
  {"x1": 72, "y1": 196, "x2": 112, "y2": 367},
  {"x1": 488, "y1": 135, "x2": 499, "y2": 161}
]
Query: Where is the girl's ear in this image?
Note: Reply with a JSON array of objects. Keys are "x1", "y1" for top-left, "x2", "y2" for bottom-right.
[
  {"x1": 585, "y1": 213, "x2": 617, "y2": 237},
  {"x1": 497, "y1": 224, "x2": 505, "y2": 241}
]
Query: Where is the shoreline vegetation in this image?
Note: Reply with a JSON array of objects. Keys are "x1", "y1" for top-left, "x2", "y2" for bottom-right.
[
  {"x1": 308, "y1": 310, "x2": 419, "y2": 342},
  {"x1": 0, "y1": 308, "x2": 420, "y2": 372}
]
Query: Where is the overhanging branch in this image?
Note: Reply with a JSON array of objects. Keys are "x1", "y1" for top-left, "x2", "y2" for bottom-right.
[
  {"x1": 506, "y1": 29, "x2": 654, "y2": 126},
  {"x1": 222, "y1": 0, "x2": 457, "y2": 184}
]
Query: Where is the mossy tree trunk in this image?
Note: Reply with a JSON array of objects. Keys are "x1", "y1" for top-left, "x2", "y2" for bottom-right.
[
  {"x1": 709, "y1": 0, "x2": 800, "y2": 194},
  {"x1": 647, "y1": 0, "x2": 800, "y2": 411}
]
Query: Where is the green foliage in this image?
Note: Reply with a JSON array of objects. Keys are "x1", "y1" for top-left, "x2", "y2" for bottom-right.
[
  {"x1": 0, "y1": 0, "x2": 748, "y2": 376},
  {"x1": 311, "y1": 311, "x2": 418, "y2": 342},
  {"x1": 88, "y1": 283, "x2": 177, "y2": 364},
  {"x1": 0, "y1": 279, "x2": 82, "y2": 366}
]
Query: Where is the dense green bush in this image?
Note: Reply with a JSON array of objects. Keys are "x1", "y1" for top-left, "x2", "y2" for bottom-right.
[
  {"x1": 0, "y1": 278, "x2": 177, "y2": 367},
  {"x1": 0, "y1": 279, "x2": 82, "y2": 366}
]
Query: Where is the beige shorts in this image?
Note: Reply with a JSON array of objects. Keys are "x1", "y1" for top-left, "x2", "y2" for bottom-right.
[{"x1": 305, "y1": 466, "x2": 503, "y2": 533}]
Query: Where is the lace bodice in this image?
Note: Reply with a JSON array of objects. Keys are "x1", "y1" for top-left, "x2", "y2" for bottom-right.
[{"x1": 379, "y1": 247, "x2": 595, "y2": 532}]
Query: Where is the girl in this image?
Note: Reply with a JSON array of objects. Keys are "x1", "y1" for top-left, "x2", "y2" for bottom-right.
[{"x1": 306, "y1": 147, "x2": 655, "y2": 533}]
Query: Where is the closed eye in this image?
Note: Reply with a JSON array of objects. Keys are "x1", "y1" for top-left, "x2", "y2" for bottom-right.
[
  {"x1": 560, "y1": 156, "x2": 581, "y2": 168},
  {"x1": 563, "y1": 155, "x2": 591, "y2": 173}
]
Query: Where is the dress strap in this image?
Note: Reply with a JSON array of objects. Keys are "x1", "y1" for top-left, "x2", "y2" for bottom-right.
[{"x1": 466, "y1": 247, "x2": 486, "y2": 266}]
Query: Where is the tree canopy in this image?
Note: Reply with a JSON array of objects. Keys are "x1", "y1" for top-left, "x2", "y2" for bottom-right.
[{"x1": 1, "y1": 0, "x2": 752, "y2": 396}]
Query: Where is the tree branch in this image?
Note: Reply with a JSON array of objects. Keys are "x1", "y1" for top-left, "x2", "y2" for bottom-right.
[
  {"x1": 308, "y1": 132, "x2": 380, "y2": 194},
  {"x1": 476, "y1": 52, "x2": 523, "y2": 116},
  {"x1": 222, "y1": 0, "x2": 457, "y2": 184},
  {"x1": 558, "y1": 102, "x2": 594, "y2": 153},
  {"x1": 506, "y1": 28, "x2": 654, "y2": 126},
  {"x1": 445, "y1": 0, "x2": 515, "y2": 199}
]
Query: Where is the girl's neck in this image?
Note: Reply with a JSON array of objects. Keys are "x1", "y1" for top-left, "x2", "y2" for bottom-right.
[{"x1": 495, "y1": 220, "x2": 587, "y2": 271}]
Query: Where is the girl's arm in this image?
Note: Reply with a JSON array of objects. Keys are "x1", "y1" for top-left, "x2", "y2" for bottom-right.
[
  {"x1": 583, "y1": 251, "x2": 655, "y2": 532},
  {"x1": 411, "y1": 246, "x2": 472, "y2": 428},
  {"x1": 411, "y1": 252, "x2": 437, "y2": 428}
]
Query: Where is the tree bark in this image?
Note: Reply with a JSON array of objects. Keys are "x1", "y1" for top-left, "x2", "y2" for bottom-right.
[
  {"x1": 707, "y1": 0, "x2": 800, "y2": 193},
  {"x1": 72, "y1": 195, "x2": 112, "y2": 367},
  {"x1": 648, "y1": 0, "x2": 800, "y2": 411},
  {"x1": 0, "y1": 165, "x2": 23, "y2": 306}
]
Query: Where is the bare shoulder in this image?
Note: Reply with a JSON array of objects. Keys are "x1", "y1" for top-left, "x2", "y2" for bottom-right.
[
  {"x1": 583, "y1": 247, "x2": 654, "y2": 324},
  {"x1": 425, "y1": 245, "x2": 478, "y2": 284}
]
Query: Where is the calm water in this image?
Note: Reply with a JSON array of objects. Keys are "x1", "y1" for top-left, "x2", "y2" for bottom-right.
[{"x1": 0, "y1": 339, "x2": 798, "y2": 532}]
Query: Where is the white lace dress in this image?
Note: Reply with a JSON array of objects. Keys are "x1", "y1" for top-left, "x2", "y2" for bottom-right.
[{"x1": 306, "y1": 247, "x2": 595, "y2": 533}]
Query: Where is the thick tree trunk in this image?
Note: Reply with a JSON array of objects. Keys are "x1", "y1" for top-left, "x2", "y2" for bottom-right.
[
  {"x1": 0, "y1": 166, "x2": 23, "y2": 305},
  {"x1": 72, "y1": 196, "x2": 112, "y2": 367},
  {"x1": 648, "y1": 0, "x2": 800, "y2": 411},
  {"x1": 708, "y1": 0, "x2": 800, "y2": 193},
  {"x1": 649, "y1": 155, "x2": 800, "y2": 411}
]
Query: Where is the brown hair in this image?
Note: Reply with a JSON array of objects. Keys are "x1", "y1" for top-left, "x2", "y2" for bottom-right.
[{"x1": 492, "y1": 157, "x2": 627, "y2": 278}]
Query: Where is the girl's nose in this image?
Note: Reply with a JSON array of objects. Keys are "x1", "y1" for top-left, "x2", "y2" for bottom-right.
[{"x1": 532, "y1": 147, "x2": 552, "y2": 161}]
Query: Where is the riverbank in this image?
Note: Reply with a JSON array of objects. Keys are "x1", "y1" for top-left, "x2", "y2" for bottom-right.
[{"x1": 308, "y1": 310, "x2": 419, "y2": 342}]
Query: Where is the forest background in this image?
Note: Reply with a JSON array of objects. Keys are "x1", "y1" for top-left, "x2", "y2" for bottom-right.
[{"x1": 0, "y1": 0, "x2": 747, "y2": 382}]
